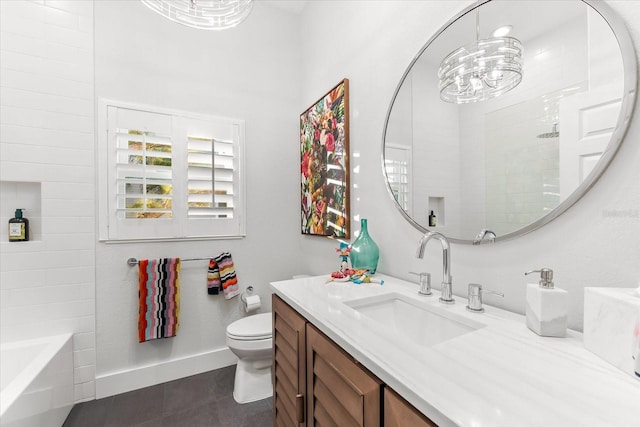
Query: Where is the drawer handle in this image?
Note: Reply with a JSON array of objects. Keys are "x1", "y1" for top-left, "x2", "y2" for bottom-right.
[{"x1": 296, "y1": 393, "x2": 305, "y2": 423}]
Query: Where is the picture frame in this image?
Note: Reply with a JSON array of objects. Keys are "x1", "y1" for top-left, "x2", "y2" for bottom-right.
[{"x1": 300, "y1": 79, "x2": 350, "y2": 238}]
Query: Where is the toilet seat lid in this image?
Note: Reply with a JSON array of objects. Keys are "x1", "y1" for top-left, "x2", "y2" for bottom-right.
[{"x1": 227, "y1": 312, "x2": 272, "y2": 340}]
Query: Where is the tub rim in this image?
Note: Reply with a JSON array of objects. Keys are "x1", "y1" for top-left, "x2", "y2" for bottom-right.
[{"x1": 0, "y1": 332, "x2": 73, "y2": 417}]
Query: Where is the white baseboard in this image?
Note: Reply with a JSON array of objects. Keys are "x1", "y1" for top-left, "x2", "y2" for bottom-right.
[{"x1": 95, "y1": 347, "x2": 237, "y2": 398}]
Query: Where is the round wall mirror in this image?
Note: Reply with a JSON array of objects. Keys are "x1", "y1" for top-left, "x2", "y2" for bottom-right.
[{"x1": 382, "y1": 0, "x2": 637, "y2": 244}]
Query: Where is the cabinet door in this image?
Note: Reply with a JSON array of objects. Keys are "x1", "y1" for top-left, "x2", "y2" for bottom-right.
[
  {"x1": 306, "y1": 324, "x2": 382, "y2": 427},
  {"x1": 273, "y1": 295, "x2": 307, "y2": 427},
  {"x1": 384, "y1": 388, "x2": 437, "y2": 427}
]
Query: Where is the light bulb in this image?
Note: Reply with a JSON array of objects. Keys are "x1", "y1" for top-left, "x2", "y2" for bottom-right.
[{"x1": 470, "y1": 77, "x2": 483, "y2": 91}]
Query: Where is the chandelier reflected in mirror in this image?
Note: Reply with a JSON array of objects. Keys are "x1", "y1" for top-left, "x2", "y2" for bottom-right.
[
  {"x1": 438, "y1": 8, "x2": 523, "y2": 104},
  {"x1": 140, "y1": 0, "x2": 254, "y2": 31}
]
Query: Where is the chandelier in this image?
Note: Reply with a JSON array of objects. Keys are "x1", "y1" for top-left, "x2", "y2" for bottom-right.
[
  {"x1": 140, "y1": 0, "x2": 254, "y2": 31},
  {"x1": 438, "y1": 8, "x2": 523, "y2": 104}
]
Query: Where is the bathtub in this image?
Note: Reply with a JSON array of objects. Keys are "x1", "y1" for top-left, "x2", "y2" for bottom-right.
[{"x1": 0, "y1": 334, "x2": 74, "y2": 427}]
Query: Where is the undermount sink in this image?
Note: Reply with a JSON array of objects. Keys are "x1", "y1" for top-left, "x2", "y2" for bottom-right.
[{"x1": 344, "y1": 293, "x2": 485, "y2": 347}]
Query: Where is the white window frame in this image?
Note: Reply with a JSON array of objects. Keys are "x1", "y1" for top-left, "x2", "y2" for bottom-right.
[{"x1": 97, "y1": 99, "x2": 246, "y2": 242}]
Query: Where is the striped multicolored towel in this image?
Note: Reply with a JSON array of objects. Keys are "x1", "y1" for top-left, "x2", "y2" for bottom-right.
[
  {"x1": 213, "y1": 252, "x2": 239, "y2": 300},
  {"x1": 207, "y1": 258, "x2": 221, "y2": 295},
  {"x1": 138, "y1": 258, "x2": 181, "y2": 343}
]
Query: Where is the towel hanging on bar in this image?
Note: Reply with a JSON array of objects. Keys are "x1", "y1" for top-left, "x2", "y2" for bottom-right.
[
  {"x1": 207, "y1": 258, "x2": 221, "y2": 295},
  {"x1": 138, "y1": 258, "x2": 181, "y2": 342},
  {"x1": 213, "y1": 252, "x2": 239, "y2": 300}
]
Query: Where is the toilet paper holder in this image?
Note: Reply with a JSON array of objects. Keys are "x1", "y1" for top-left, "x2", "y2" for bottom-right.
[
  {"x1": 241, "y1": 285, "x2": 254, "y2": 304},
  {"x1": 241, "y1": 286, "x2": 261, "y2": 313}
]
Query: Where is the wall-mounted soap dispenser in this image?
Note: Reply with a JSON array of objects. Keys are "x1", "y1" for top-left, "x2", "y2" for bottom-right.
[{"x1": 524, "y1": 268, "x2": 567, "y2": 337}]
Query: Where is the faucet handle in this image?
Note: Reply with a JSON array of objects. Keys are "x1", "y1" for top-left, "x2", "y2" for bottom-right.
[
  {"x1": 466, "y1": 283, "x2": 504, "y2": 313},
  {"x1": 472, "y1": 228, "x2": 497, "y2": 245},
  {"x1": 409, "y1": 271, "x2": 432, "y2": 296}
]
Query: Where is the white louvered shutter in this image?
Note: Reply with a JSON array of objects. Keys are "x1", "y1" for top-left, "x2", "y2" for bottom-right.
[{"x1": 100, "y1": 101, "x2": 245, "y2": 241}]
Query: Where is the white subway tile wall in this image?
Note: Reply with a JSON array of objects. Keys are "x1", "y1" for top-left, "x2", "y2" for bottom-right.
[{"x1": 0, "y1": 0, "x2": 96, "y2": 402}]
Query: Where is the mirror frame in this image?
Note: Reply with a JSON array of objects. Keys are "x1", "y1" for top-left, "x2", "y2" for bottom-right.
[{"x1": 381, "y1": 0, "x2": 637, "y2": 244}]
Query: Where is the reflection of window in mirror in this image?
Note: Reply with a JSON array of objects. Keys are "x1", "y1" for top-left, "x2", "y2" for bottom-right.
[{"x1": 385, "y1": 145, "x2": 412, "y2": 216}]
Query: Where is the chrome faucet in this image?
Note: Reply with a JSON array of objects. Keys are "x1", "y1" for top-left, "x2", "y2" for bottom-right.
[
  {"x1": 416, "y1": 231, "x2": 454, "y2": 304},
  {"x1": 473, "y1": 228, "x2": 496, "y2": 245}
]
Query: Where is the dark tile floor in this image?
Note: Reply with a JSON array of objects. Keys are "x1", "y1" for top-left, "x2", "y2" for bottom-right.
[{"x1": 63, "y1": 365, "x2": 273, "y2": 427}]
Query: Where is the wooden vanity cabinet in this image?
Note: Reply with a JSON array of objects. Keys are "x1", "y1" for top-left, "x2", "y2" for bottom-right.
[
  {"x1": 306, "y1": 324, "x2": 382, "y2": 427},
  {"x1": 384, "y1": 388, "x2": 437, "y2": 427},
  {"x1": 273, "y1": 294, "x2": 307, "y2": 426},
  {"x1": 272, "y1": 294, "x2": 437, "y2": 427}
]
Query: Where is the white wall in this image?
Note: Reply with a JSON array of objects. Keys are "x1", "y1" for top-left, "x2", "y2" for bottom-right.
[
  {"x1": 297, "y1": 0, "x2": 640, "y2": 332},
  {"x1": 92, "y1": 1, "x2": 301, "y2": 397},
  {"x1": 0, "y1": 0, "x2": 96, "y2": 402}
]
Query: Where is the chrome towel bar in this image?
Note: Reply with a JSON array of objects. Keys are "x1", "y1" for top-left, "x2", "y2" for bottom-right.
[{"x1": 127, "y1": 257, "x2": 214, "y2": 266}]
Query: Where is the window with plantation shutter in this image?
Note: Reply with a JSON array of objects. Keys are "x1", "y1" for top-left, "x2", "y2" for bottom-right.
[
  {"x1": 187, "y1": 136, "x2": 235, "y2": 219},
  {"x1": 98, "y1": 100, "x2": 245, "y2": 241},
  {"x1": 116, "y1": 127, "x2": 173, "y2": 220}
]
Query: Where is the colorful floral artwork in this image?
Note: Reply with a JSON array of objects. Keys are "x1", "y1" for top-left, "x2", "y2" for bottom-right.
[{"x1": 300, "y1": 79, "x2": 350, "y2": 238}]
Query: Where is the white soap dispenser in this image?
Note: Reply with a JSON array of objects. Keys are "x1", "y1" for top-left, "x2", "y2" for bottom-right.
[{"x1": 524, "y1": 268, "x2": 567, "y2": 337}]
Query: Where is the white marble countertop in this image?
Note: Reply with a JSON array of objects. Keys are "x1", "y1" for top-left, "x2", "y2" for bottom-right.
[{"x1": 270, "y1": 274, "x2": 640, "y2": 427}]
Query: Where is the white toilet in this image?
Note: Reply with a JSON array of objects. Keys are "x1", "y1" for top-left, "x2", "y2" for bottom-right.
[{"x1": 226, "y1": 312, "x2": 273, "y2": 403}]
